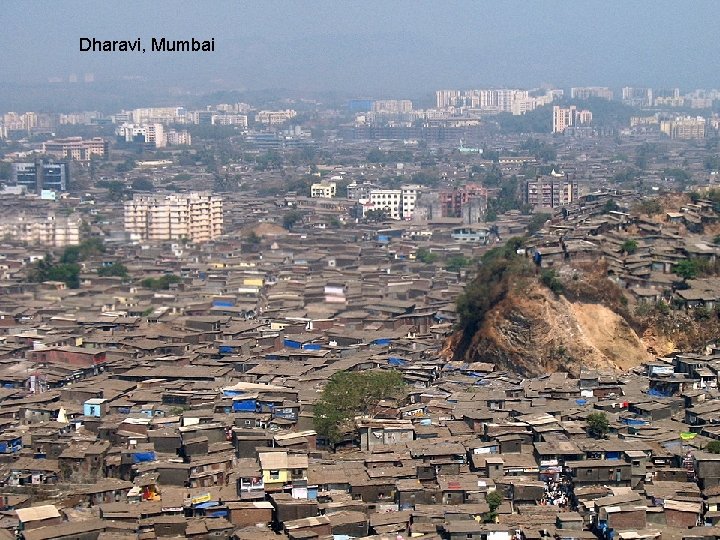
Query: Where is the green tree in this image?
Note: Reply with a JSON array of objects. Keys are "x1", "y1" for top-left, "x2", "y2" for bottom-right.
[
  {"x1": 416, "y1": 247, "x2": 439, "y2": 264},
  {"x1": 446, "y1": 255, "x2": 470, "y2": 272},
  {"x1": 621, "y1": 240, "x2": 638, "y2": 255},
  {"x1": 364, "y1": 209, "x2": 389, "y2": 223},
  {"x1": 707, "y1": 441, "x2": 720, "y2": 454},
  {"x1": 283, "y1": 210, "x2": 304, "y2": 230},
  {"x1": 603, "y1": 199, "x2": 620, "y2": 213},
  {"x1": 314, "y1": 370, "x2": 406, "y2": 444},
  {"x1": 483, "y1": 490, "x2": 504, "y2": 522},
  {"x1": 60, "y1": 245, "x2": 82, "y2": 264},
  {"x1": 527, "y1": 213, "x2": 550, "y2": 235},
  {"x1": 28, "y1": 254, "x2": 81, "y2": 289},
  {"x1": 115, "y1": 158, "x2": 136, "y2": 173},
  {"x1": 674, "y1": 259, "x2": 700, "y2": 281},
  {"x1": 540, "y1": 269, "x2": 564, "y2": 295},
  {"x1": 587, "y1": 412, "x2": 610, "y2": 438},
  {"x1": 367, "y1": 148, "x2": 387, "y2": 163},
  {"x1": 246, "y1": 231, "x2": 262, "y2": 246},
  {"x1": 141, "y1": 274, "x2": 182, "y2": 290},
  {"x1": 131, "y1": 177, "x2": 154, "y2": 191},
  {"x1": 98, "y1": 263, "x2": 129, "y2": 278}
]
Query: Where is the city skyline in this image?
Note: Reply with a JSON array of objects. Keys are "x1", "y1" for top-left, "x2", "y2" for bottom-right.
[{"x1": 1, "y1": 1, "x2": 720, "y2": 102}]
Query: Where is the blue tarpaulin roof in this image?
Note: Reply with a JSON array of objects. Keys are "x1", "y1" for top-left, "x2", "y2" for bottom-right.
[
  {"x1": 132, "y1": 451, "x2": 156, "y2": 463},
  {"x1": 195, "y1": 501, "x2": 219, "y2": 509}
]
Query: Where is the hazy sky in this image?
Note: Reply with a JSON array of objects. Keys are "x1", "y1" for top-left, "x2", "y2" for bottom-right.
[{"x1": 1, "y1": 1, "x2": 719, "y2": 96}]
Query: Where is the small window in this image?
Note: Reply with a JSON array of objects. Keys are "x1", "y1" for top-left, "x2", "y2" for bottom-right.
[{"x1": 269, "y1": 470, "x2": 280, "y2": 480}]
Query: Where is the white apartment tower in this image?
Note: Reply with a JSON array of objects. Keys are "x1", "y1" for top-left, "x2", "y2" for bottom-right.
[
  {"x1": 124, "y1": 192, "x2": 223, "y2": 243},
  {"x1": 401, "y1": 184, "x2": 422, "y2": 220}
]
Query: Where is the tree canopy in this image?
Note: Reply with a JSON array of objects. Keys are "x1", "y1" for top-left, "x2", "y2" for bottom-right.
[
  {"x1": 587, "y1": 412, "x2": 610, "y2": 438},
  {"x1": 313, "y1": 370, "x2": 406, "y2": 444},
  {"x1": 141, "y1": 274, "x2": 182, "y2": 290}
]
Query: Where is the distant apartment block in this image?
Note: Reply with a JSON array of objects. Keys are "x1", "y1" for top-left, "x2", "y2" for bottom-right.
[
  {"x1": 255, "y1": 110, "x2": 297, "y2": 125},
  {"x1": 367, "y1": 189, "x2": 402, "y2": 220},
  {"x1": 0, "y1": 212, "x2": 80, "y2": 247},
  {"x1": 660, "y1": 116, "x2": 706, "y2": 139},
  {"x1": 116, "y1": 123, "x2": 166, "y2": 148},
  {"x1": 653, "y1": 88, "x2": 683, "y2": 107},
  {"x1": 346, "y1": 181, "x2": 378, "y2": 200},
  {"x1": 435, "y1": 88, "x2": 556, "y2": 115},
  {"x1": 363, "y1": 185, "x2": 423, "y2": 220},
  {"x1": 166, "y1": 129, "x2": 192, "y2": 146},
  {"x1": 553, "y1": 105, "x2": 592, "y2": 133},
  {"x1": 524, "y1": 172, "x2": 579, "y2": 210},
  {"x1": 124, "y1": 192, "x2": 223, "y2": 243},
  {"x1": 439, "y1": 183, "x2": 488, "y2": 220},
  {"x1": 126, "y1": 107, "x2": 187, "y2": 125},
  {"x1": 372, "y1": 100, "x2": 413, "y2": 113},
  {"x1": 622, "y1": 87, "x2": 653, "y2": 107},
  {"x1": 212, "y1": 114, "x2": 248, "y2": 127},
  {"x1": 310, "y1": 180, "x2": 336, "y2": 199},
  {"x1": 570, "y1": 87, "x2": 613, "y2": 100},
  {"x1": 43, "y1": 137, "x2": 108, "y2": 161},
  {"x1": 401, "y1": 185, "x2": 422, "y2": 220},
  {"x1": 12, "y1": 160, "x2": 70, "y2": 193}
]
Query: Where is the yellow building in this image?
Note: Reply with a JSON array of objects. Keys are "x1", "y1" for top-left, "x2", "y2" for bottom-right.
[
  {"x1": 258, "y1": 452, "x2": 308, "y2": 491},
  {"x1": 310, "y1": 181, "x2": 336, "y2": 199}
]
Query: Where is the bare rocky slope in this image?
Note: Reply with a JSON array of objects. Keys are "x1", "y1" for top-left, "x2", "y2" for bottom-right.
[{"x1": 446, "y1": 282, "x2": 653, "y2": 376}]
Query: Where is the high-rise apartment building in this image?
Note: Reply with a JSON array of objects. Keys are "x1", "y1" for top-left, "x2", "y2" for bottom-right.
[
  {"x1": 553, "y1": 106, "x2": 592, "y2": 133},
  {"x1": 12, "y1": 160, "x2": 70, "y2": 193},
  {"x1": 124, "y1": 192, "x2": 223, "y2": 243}
]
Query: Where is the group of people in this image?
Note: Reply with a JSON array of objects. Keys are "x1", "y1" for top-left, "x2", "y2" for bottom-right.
[{"x1": 540, "y1": 477, "x2": 572, "y2": 508}]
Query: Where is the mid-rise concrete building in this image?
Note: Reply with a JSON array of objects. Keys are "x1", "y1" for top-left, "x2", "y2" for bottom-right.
[
  {"x1": 367, "y1": 189, "x2": 402, "y2": 220},
  {"x1": 660, "y1": 116, "x2": 706, "y2": 139},
  {"x1": 310, "y1": 181, "x2": 336, "y2": 199},
  {"x1": 524, "y1": 171, "x2": 579, "y2": 210},
  {"x1": 553, "y1": 106, "x2": 592, "y2": 133},
  {"x1": 12, "y1": 160, "x2": 70, "y2": 193},
  {"x1": 255, "y1": 110, "x2": 297, "y2": 125},
  {"x1": 346, "y1": 181, "x2": 378, "y2": 200},
  {"x1": 0, "y1": 212, "x2": 80, "y2": 247},
  {"x1": 43, "y1": 137, "x2": 108, "y2": 161},
  {"x1": 166, "y1": 130, "x2": 192, "y2": 146},
  {"x1": 116, "y1": 123, "x2": 166, "y2": 148},
  {"x1": 401, "y1": 185, "x2": 422, "y2": 220},
  {"x1": 124, "y1": 192, "x2": 223, "y2": 243}
]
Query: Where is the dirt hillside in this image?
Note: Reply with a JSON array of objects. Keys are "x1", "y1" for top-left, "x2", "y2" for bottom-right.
[{"x1": 453, "y1": 283, "x2": 653, "y2": 376}]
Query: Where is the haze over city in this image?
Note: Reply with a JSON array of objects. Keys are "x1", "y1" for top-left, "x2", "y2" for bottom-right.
[{"x1": 2, "y1": 0, "x2": 720, "y2": 104}]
